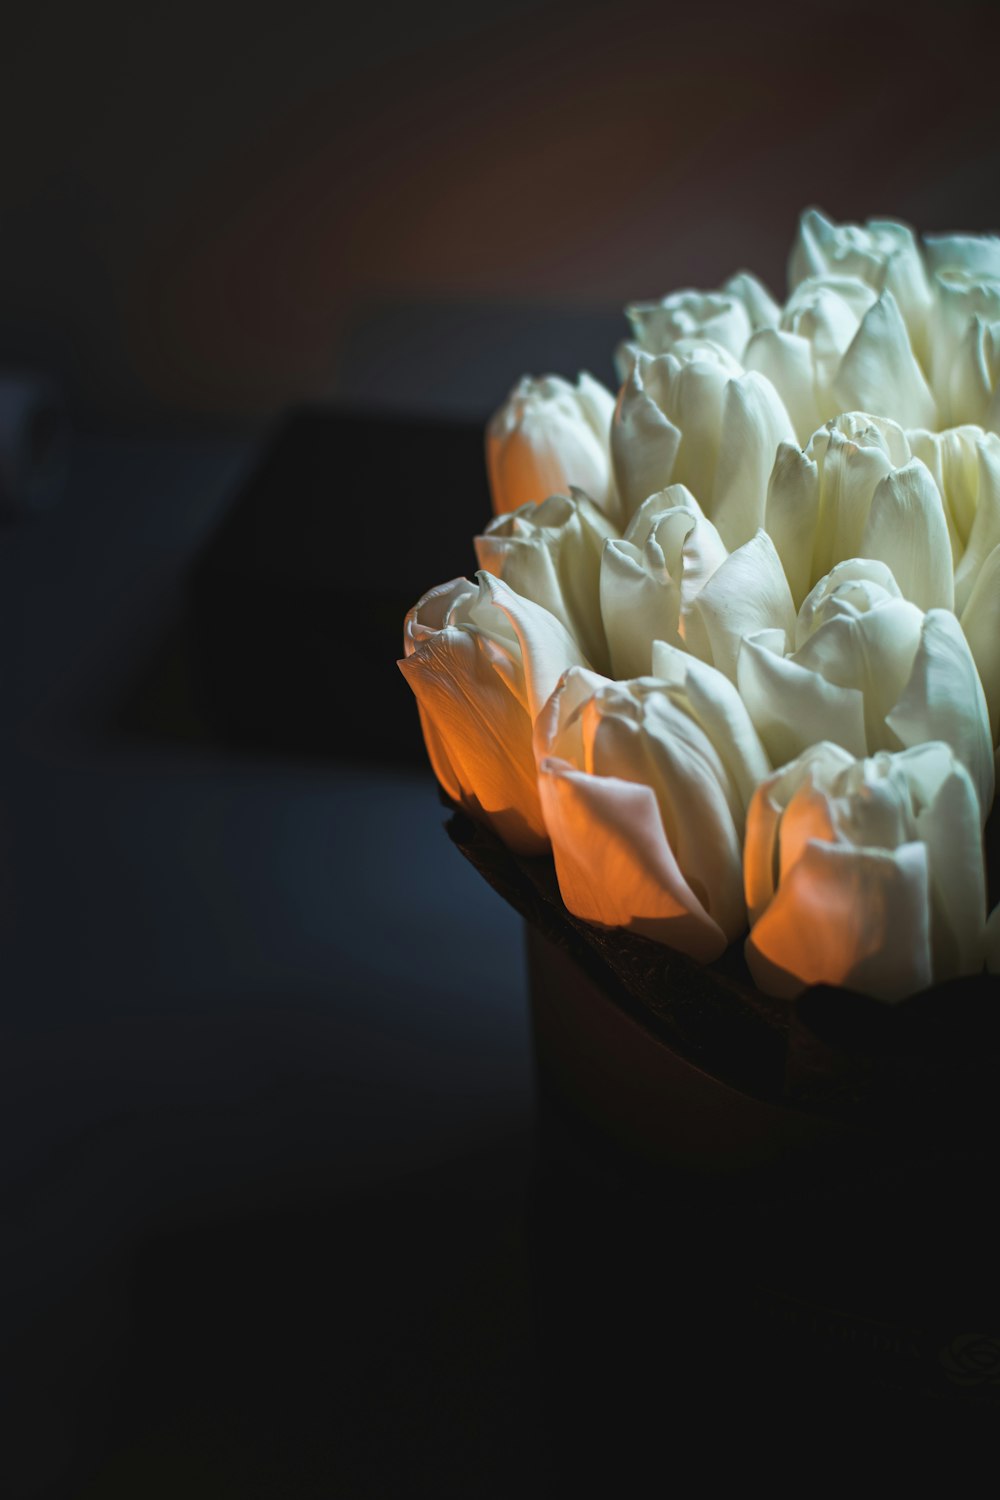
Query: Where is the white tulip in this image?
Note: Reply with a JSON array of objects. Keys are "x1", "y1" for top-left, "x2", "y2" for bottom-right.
[
  {"x1": 535, "y1": 656, "x2": 769, "y2": 960},
  {"x1": 399, "y1": 573, "x2": 586, "y2": 854},
  {"x1": 614, "y1": 272, "x2": 780, "y2": 383},
  {"x1": 906, "y1": 425, "x2": 1000, "y2": 611},
  {"x1": 745, "y1": 741, "x2": 987, "y2": 1002},
  {"x1": 744, "y1": 275, "x2": 877, "y2": 442},
  {"x1": 686, "y1": 548, "x2": 995, "y2": 817},
  {"x1": 612, "y1": 347, "x2": 796, "y2": 546},
  {"x1": 765, "y1": 413, "x2": 953, "y2": 610},
  {"x1": 599, "y1": 485, "x2": 727, "y2": 678},
  {"x1": 788, "y1": 209, "x2": 934, "y2": 359},
  {"x1": 485, "y1": 372, "x2": 619, "y2": 522},
  {"x1": 925, "y1": 269, "x2": 1000, "y2": 432},
  {"x1": 475, "y1": 490, "x2": 616, "y2": 671}
]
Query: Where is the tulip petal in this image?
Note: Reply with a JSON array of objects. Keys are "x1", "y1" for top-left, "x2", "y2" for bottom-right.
[
  {"x1": 746, "y1": 839, "x2": 934, "y2": 1002},
  {"x1": 611, "y1": 362, "x2": 682, "y2": 520},
  {"x1": 911, "y1": 757, "x2": 987, "y2": 977},
  {"x1": 859, "y1": 459, "x2": 954, "y2": 611},
  {"x1": 765, "y1": 443, "x2": 820, "y2": 608},
  {"x1": 738, "y1": 633, "x2": 868, "y2": 764},
  {"x1": 834, "y1": 292, "x2": 938, "y2": 430},
  {"x1": 685, "y1": 530, "x2": 796, "y2": 681},
  {"x1": 538, "y1": 758, "x2": 728, "y2": 961},
  {"x1": 650, "y1": 640, "x2": 771, "y2": 810},
  {"x1": 480, "y1": 572, "x2": 589, "y2": 722},
  {"x1": 398, "y1": 625, "x2": 548, "y2": 854},
  {"x1": 885, "y1": 608, "x2": 995, "y2": 818},
  {"x1": 961, "y1": 541, "x2": 1000, "y2": 745},
  {"x1": 711, "y1": 374, "x2": 798, "y2": 548}
]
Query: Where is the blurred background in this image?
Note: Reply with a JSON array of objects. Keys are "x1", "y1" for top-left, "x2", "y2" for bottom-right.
[
  {"x1": 5, "y1": 0, "x2": 1000, "y2": 422},
  {"x1": 3, "y1": 2, "x2": 1000, "y2": 1493}
]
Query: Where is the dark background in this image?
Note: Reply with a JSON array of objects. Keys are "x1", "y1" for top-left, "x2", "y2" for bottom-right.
[
  {"x1": 3, "y1": 3, "x2": 1000, "y2": 1494},
  {"x1": 5, "y1": 0, "x2": 1000, "y2": 419}
]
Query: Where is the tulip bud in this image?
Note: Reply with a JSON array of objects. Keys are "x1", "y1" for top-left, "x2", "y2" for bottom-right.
[
  {"x1": 612, "y1": 348, "x2": 796, "y2": 547},
  {"x1": 485, "y1": 372, "x2": 618, "y2": 522},
  {"x1": 600, "y1": 486, "x2": 727, "y2": 679},
  {"x1": 765, "y1": 413, "x2": 954, "y2": 611},
  {"x1": 399, "y1": 573, "x2": 585, "y2": 854},
  {"x1": 745, "y1": 741, "x2": 987, "y2": 1002},
  {"x1": 474, "y1": 490, "x2": 615, "y2": 672},
  {"x1": 731, "y1": 557, "x2": 995, "y2": 819},
  {"x1": 789, "y1": 209, "x2": 934, "y2": 360},
  {"x1": 535, "y1": 659, "x2": 769, "y2": 961}
]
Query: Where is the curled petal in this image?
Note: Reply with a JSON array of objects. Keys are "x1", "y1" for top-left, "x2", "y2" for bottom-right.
[
  {"x1": 746, "y1": 840, "x2": 933, "y2": 1002},
  {"x1": 538, "y1": 758, "x2": 728, "y2": 961},
  {"x1": 480, "y1": 572, "x2": 588, "y2": 721}
]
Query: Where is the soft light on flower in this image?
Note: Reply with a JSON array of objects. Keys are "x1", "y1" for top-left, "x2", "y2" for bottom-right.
[
  {"x1": 485, "y1": 372, "x2": 619, "y2": 522},
  {"x1": 535, "y1": 651, "x2": 770, "y2": 961},
  {"x1": 474, "y1": 490, "x2": 616, "y2": 671},
  {"x1": 403, "y1": 206, "x2": 1000, "y2": 1003},
  {"x1": 612, "y1": 346, "x2": 797, "y2": 546},
  {"x1": 744, "y1": 741, "x2": 986, "y2": 1001},
  {"x1": 399, "y1": 573, "x2": 585, "y2": 853}
]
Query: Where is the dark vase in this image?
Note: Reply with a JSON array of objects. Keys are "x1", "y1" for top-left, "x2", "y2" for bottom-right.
[{"x1": 447, "y1": 803, "x2": 1000, "y2": 1435}]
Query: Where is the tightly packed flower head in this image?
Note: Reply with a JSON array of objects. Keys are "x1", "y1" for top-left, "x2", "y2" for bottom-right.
[{"x1": 401, "y1": 209, "x2": 1000, "y2": 1002}]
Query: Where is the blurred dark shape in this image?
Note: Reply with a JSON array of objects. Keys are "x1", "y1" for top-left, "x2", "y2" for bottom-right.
[
  {"x1": 0, "y1": 373, "x2": 69, "y2": 518},
  {"x1": 180, "y1": 405, "x2": 490, "y2": 763}
]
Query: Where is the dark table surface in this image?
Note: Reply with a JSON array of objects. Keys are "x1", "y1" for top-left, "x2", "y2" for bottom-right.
[{"x1": 0, "y1": 419, "x2": 539, "y2": 1498}]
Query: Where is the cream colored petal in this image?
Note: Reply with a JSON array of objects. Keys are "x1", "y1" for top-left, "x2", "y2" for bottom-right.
[
  {"x1": 859, "y1": 459, "x2": 954, "y2": 611},
  {"x1": 538, "y1": 758, "x2": 728, "y2": 961},
  {"x1": 765, "y1": 443, "x2": 820, "y2": 608},
  {"x1": 611, "y1": 363, "x2": 682, "y2": 521},
  {"x1": 589, "y1": 696, "x2": 748, "y2": 941},
  {"x1": 913, "y1": 757, "x2": 987, "y2": 977},
  {"x1": 486, "y1": 373, "x2": 617, "y2": 519},
  {"x1": 743, "y1": 743, "x2": 855, "y2": 922},
  {"x1": 924, "y1": 234, "x2": 1000, "y2": 280},
  {"x1": 746, "y1": 840, "x2": 934, "y2": 1002},
  {"x1": 737, "y1": 634, "x2": 868, "y2": 765},
  {"x1": 711, "y1": 373, "x2": 798, "y2": 548},
  {"x1": 833, "y1": 292, "x2": 937, "y2": 430},
  {"x1": 600, "y1": 535, "x2": 682, "y2": 678},
  {"x1": 398, "y1": 627, "x2": 548, "y2": 854},
  {"x1": 953, "y1": 436, "x2": 1000, "y2": 611},
  {"x1": 743, "y1": 328, "x2": 824, "y2": 445},
  {"x1": 886, "y1": 608, "x2": 995, "y2": 819},
  {"x1": 685, "y1": 530, "x2": 796, "y2": 681},
  {"x1": 723, "y1": 271, "x2": 781, "y2": 331},
  {"x1": 480, "y1": 573, "x2": 589, "y2": 722},
  {"x1": 650, "y1": 640, "x2": 771, "y2": 811},
  {"x1": 960, "y1": 541, "x2": 1000, "y2": 745}
]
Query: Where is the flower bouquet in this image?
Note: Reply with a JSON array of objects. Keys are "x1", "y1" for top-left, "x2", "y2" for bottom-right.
[{"x1": 399, "y1": 211, "x2": 1000, "y2": 1201}]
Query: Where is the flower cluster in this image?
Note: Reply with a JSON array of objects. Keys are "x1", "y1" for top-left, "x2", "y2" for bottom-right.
[{"x1": 400, "y1": 210, "x2": 1000, "y2": 1002}]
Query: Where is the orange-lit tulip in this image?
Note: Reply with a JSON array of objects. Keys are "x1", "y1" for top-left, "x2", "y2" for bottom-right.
[
  {"x1": 399, "y1": 574, "x2": 585, "y2": 854},
  {"x1": 485, "y1": 372, "x2": 618, "y2": 522},
  {"x1": 535, "y1": 654, "x2": 769, "y2": 961},
  {"x1": 745, "y1": 741, "x2": 987, "y2": 1001}
]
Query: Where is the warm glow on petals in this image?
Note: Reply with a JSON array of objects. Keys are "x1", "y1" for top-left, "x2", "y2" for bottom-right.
[
  {"x1": 744, "y1": 741, "x2": 986, "y2": 1001},
  {"x1": 538, "y1": 760, "x2": 728, "y2": 962},
  {"x1": 486, "y1": 372, "x2": 619, "y2": 521}
]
